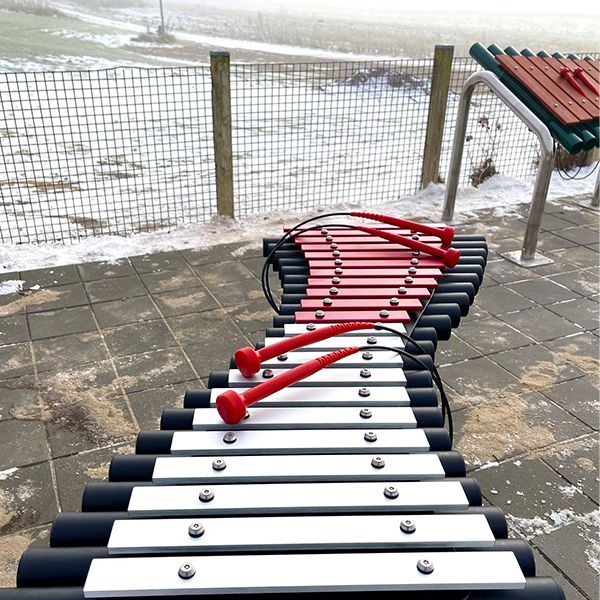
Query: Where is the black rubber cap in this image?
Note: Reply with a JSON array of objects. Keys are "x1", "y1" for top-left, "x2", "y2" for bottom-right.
[
  {"x1": 413, "y1": 407, "x2": 443, "y2": 427},
  {"x1": 207, "y1": 371, "x2": 230, "y2": 388},
  {"x1": 109, "y1": 454, "x2": 156, "y2": 482},
  {"x1": 50, "y1": 512, "x2": 121, "y2": 547},
  {"x1": 402, "y1": 354, "x2": 433, "y2": 371},
  {"x1": 0, "y1": 589, "x2": 85, "y2": 599},
  {"x1": 161, "y1": 408, "x2": 194, "y2": 430},
  {"x1": 406, "y1": 387, "x2": 438, "y2": 407},
  {"x1": 416, "y1": 314, "x2": 452, "y2": 340},
  {"x1": 279, "y1": 303, "x2": 301, "y2": 315},
  {"x1": 437, "y1": 451, "x2": 466, "y2": 477},
  {"x1": 279, "y1": 265, "x2": 309, "y2": 276},
  {"x1": 273, "y1": 315, "x2": 295, "y2": 327},
  {"x1": 440, "y1": 272, "x2": 481, "y2": 292},
  {"x1": 470, "y1": 577, "x2": 565, "y2": 600},
  {"x1": 457, "y1": 256, "x2": 486, "y2": 267},
  {"x1": 282, "y1": 284, "x2": 308, "y2": 294},
  {"x1": 183, "y1": 388, "x2": 211, "y2": 408},
  {"x1": 281, "y1": 293, "x2": 306, "y2": 304},
  {"x1": 491, "y1": 539, "x2": 536, "y2": 576},
  {"x1": 459, "y1": 477, "x2": 482, "y2": 506},
  {"x1": 82, "y1": 482, "x2": 142, "y2": 512},
  {"x1": 265, "y1": 327, "x2": 285, "y2": 337},
  {"x1": 404, "y1": 370, "x2": 432, "y2": 388},
  {"x1": 135, "y1": 430, "x2": 173, "y2": 455},
  {"x1": 435, "y1": 282, "x2": 476, "y2": 301},
  {"x1": 281, "y1": 274, "x2": 308, "y2": 285},
  {"x1": 409, "y1": 326, "x2": 437, "y2": 348},
  {"x1": 423, "y1": 428, "x2": 451, "y2": 450},
  {"x1": 474, "y1": 505, "x2": 508, "y2": 539},
  {"x1": 446, "y1": 263, "x2": 484, "y2": 282},
  {"x1": 423, "y1": 302, "x2": 461, "y2": 328},
  {"x1": 429, "y1": 292, "x2": 470, "y2": 315}
]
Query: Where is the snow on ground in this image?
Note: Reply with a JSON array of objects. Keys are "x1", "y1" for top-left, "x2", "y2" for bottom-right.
[{"x1": 0, "y1": 168, "x2": 595, "y2": 275}]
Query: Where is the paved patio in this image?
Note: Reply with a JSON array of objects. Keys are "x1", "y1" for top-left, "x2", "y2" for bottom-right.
[{"x1": 0, "y1": 194, "x2": 598, "y2": 598}]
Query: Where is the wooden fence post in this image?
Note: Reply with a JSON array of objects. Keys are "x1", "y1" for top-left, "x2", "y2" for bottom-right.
[
  {"x1": 210, "y1": 50, "x2": 234, "y2": 217},
  {"x1": 421, "y1": 45, "x2": 454, "y2": 188}
]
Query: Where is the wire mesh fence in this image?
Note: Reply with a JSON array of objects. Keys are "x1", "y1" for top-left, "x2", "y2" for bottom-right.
[{"x1": 1, "y1": 54, "x2": 597, "y2": 244}]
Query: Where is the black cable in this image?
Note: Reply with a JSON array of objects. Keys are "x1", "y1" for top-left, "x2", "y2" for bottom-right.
[{"x1": 555, "y1": 142, "x2": 598, "y2": 181}]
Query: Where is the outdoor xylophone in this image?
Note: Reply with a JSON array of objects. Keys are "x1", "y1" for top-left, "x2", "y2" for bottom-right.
[{"x1": 0, "y1": 212, "x2": 566, "y2": 599}]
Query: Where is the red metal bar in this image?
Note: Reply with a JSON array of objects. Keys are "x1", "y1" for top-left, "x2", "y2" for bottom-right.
[
  {"x1": 301, "y1": 298, "x2": 423, "y2": 311},
  {"x1": 295, "y1": 310, "x2": 410, "y2": 323}
]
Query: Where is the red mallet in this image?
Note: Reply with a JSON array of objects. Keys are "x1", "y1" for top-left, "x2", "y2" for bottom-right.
[
  {"x1": 351, "y1": 211, "x2": 456, "y2": 246},
  {"x1": 217, "y1": 346, "x2": 360, "y2": 424},
  {"x1": 559, "y1": 67, "x2": 585, "y2": 95},
  {"x1": 354, "y1": 225, "x2": 461, "y2": 268},
  {"x1": 234, "y1": 321, "x2": 374, "y2": 378},
  {"x1": 573, "y1": 67, "x2": 599, "y2": 95}
]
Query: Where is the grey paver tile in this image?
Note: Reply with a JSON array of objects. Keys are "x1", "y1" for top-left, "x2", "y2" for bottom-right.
[
  {"x1": 555, "y1": 208, "x2": 599, "y2": 227},
  {"x1": 546, "y1": 297, "x2": 599, "y2": 331},
  {"x1": 153, "y1": 287, "x2": 219, "y2": 317},
  {"x1": 25, "y1": 282, "x2": 89, "y2": 313},
  {"x1": 20, "y1": 265, "x2": 79, "y2": 289},
  {"x1": 130, "y1": 252, "x2": 187, "y2": 274},
  {"x1": 491, "y1": 344, "x2": 585, "y2": 389},
  {"x1": 534, "y1": 231, "x2": 579, "y2": 252},
  {"x1": 498, "y1": 307, "x2": 582, "y2": 342},
  {"x1": 0, "y1": 462, "x2": 57, "y2": 536},
  {"x1": 0, "y1": 292, "x2": 25, "y2": 315},
  {"x1": 543, "y1": 436, "x2": 599, "y2": 504},
  {"x1": 84, "y1": 275, "x2": 146, "y2": 303},
  {"x1": 0, "y1": 315, "x2": 28, "y2": 345},
  {"x1": 225, "y1": 299, "x2": 274, "y2": 336},
  {"x1": 544, "y1": 332, "x2": 599, "y2": 364},
  {"x1": 180, "y1": 245, "x2": 234, "y2": 266},
  {"x1": 550, "y1": 269, "x2": 599, "y2": 297},
  {"x1": 551, "y1": 246, "x2": 599, "y2": 269},
  {"x1": 210, "y1": 279, "x2": 266, "y2": 308},
  {"x1": 532, "y1": 548, "x2": 588, "y2": 600},
  {"x1": 92, "y1": 296, "x2": 160, "y2": 328},
  {"x1": 224, "y1": 241, "x2": 262, "y2": 259},
  {"x1": 77, "y1": 258, "x2": 135, "y2": 282},
  {"x1": 541, "y1": 377, "x2": 599, "y2": 431},
  {"x1": 192, "y1": 260, "x2": 254, "y2": 287},
  {"x1": 128, "y1": 381, "x2": 195, "y2": 430},
  {"x1": 436, "y1": 333, "x2": 482, "y2": 365},
  {"x1": 241, "y1": 256, "x2": 265, "y2": 279},
  {"x1": 0, "y1": 419, "x2": 48, "y2": 470},
  {"x1": 139, "y1": 268, "x2": 199, "y2": 294},
  {"x1": 103, "y1": 320, "x2": 178, "y2": 357},
  {"x1": 167, "y1": 308, "x2": 241, "y2": 346},
  {"x1": 536, "y1": 213, "x2": 582, "y2": 232},
  {"x1": 553, "y1": 226, "x2": 599, "y2": 246},
  {"x1": 534, "y1": 519, "x2": 599, "y2": 600},
  {"x1": 474, "y1": 285, "x2": 536, "y2": 315},
  {"x1": 32, "y1": 331, "x2": 108, "y2": 372},
  {"x1": 0, "y1": 343, "x2": 33, "y2": 380},
  {"x1": 484, "y1": 259, "x2": 540, "y2": 285},
  {"x1": 27, "y1": 305, "x2": 97, "y2": 340},
  {"x1": 455, "y1": 317, "x2": 532, "y2": 354},
  {"x1": 507, "y1": 278, "x2": 580, "y2": 305},
  {"x1": 114, "y1": 348, "x2": 197, "y2": 393},
  {"x1": 0, "y1": 376, "x2": 39, "y2": 422}
]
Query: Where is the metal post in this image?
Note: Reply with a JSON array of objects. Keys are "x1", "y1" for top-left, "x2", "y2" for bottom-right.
[
  {"x1": 158, "y1": 0, "x2": 165, "y2": 37},
  {"x1": 210, "y1": 51, "x2": 235, "y2": 218},
  {"x1": 421, "y1": 45, "x2": 454, "y2": 188},
  {"x1": 592, "y1": 168, "x2": 600, "y2": 208},
  {"x1": 442, "y1": 70, "x2": 555, "y2": 267}
]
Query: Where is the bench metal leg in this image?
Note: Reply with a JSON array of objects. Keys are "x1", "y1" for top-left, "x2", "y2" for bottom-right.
[{"x1": 442, "y1": 71, "x2": 555, "y2": 267}]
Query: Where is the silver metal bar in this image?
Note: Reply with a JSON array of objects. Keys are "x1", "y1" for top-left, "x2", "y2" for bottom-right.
[
  {"x1": 227, "y1": 367, "x2": 406, "y2": 387},
  {"x1": 593, "y1": 166, "x2": 600, "y2": 207},
  {"x1": 284, "y1": 323, "x2": 405, "y2": 336},
  {"x1": 152, "y1": 453, "x2": 446, "y2": 484},
  {"x1": 170, "y1": 428, "x2": 430, "y2": 455},
  {"x1": 108, "y1": 513, "x2": 495, "y2": 554},
  {"x1": 260, "y1": 349, "x2": 403, "y2": 369},
  {"x1": 127, "y1": 481, "x2": 470, "y2": 516},
  {"x1": 264, "y1": 334, "x2": 404, "y2": 351},
  {"x1": 208, "y1": 386, "x2": 411, "y2": 407},
  {"x1": 442, "y1": 70, "x2": 555, "y2": 267},
  {"x1": 192, "y1": 406, "x2": 416, "y2": 430},
  {"x1": 84, "y1": 551, "x2": 525, "y2": 597}
]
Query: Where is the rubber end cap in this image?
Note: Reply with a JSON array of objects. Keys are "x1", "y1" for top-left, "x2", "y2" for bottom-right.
[
  {"x1": 444, "y1": 247, "x2": 461, "y2": 268},
  {"x1": 216, "y1": 390, "x2": 247, "y2": 424},
  {"x1": 234, "y1": 346, "x2": 261, "y2": 378}
]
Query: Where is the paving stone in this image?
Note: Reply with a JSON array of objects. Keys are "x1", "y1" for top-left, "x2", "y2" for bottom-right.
[
  {"x1": 551, "y1": 245, "x2": 599, "y2": 269},
  {"x1": 491, "y1": 344, "x2": 585, "y2": 389},
  {"x1": 541, "y1": 377, "x2": 599, "y2": 431},
  {"x1": 438, "y1": 356, "x2": 526, "y2": 399},
  {"x1": 532, "y1": 551, "x2": 588, "y2": 600},
  {"x1": 474, "y1": 285, "x2": 536, "y2": 315},
  {"x1": 547, "y1": 297, "x2": 599, "y2": 331},
  {"x1": 54, "y1": 443, "x2": 131, "y2": 512},
  {"x1": 0, "y1": 292, "x2": 25, "y2": 315},
  {"x1": 103, "y1": 320, "x2": 177, "y2": 357},
  {"x1": 224, "y1": 241, "x2": 263, "y2": 259},
  {"x1": 460, "y1": 302, "x2": 492, "y2": 322},
  {"x1": 536, "y1": 213, "x2": 582, "y2": 232},
  {"x1": 554, "y1": 207, "x2": 599, "y2": 227},
  {"x1": 484, "y1": 259, "x2": 540, "y2": 285},
  {"x1": 0, "y1": 315, "x2": 28, "y2": 345},
  {"x1": 192, "y1": 260, "x2": 255, "y2": 287},
  {"x1": 130, "y1": 251, "x2": 187, "y2": 274},
  {"x1": 27, "y1": 305, "x2": 97, "y2": 340},
  {"x1": 454, "y1": 390, "x2": 591, "y2": 468},
  {"x1": 0, "y1": 462, "x2": 57, "y2": 536},
  {"x1": 210, "y1": 279, "x2": 266, "y2": 308},
  {"x1": 0, "y1": 376, "x2": 39, "y2": 422},
  {"x1": 153, "y1": 286, "x2": 219, "y2": 317},
  {"x1": 436, "y1": 333, "x2": 482, "y2": 365},
  {"x1": 550, "y1": 269, "x2": 599, "y2": 297},
  {"x1": 128, "y1": 381, "x2": 196, "y2": 430},
  {"x1": 554, "y1": 226, "x2": 599, "y2": 246},
  {"x1": 241, "y1": 256, "x2": 266, "y2": 279},
  {"x1": 84, "y1": 275, "x2": 146, "y2": 303},
  {"x1": 544, "y1": 332, "x2": 599, "y2": 363},
  {"x1": 527, "y1": 256, "x2": 582, "y2": 277},
  {"x1": 498, "y1": 307, "x2": 582, "y2": 342},
  {"x1": 455, "y1": 317, "x2": 532, "y2": 354},
  {"x1": 32, "y1": 331, "x2": 108, "y2": 372},
  {"x1": 0, "y1": 343, "x2": 33, "y2": 380},
  {"x1": 92, "y1": 296, "x2": 160, "y2": 328},
  {"x1": 0, "y1": 419, "x2": 48, "y2": 470},
  {"x1": 507, "y1": 278, "x2": 580, "y2": 305},
  {"x1": 225, "y1": 299, "x2": 274, "y2": 336},
  {"x1": 76, "y1": 258, "x2": 135, "y2": 282},
  {"x1": 24, "y1": 282, "x2": 89, "y2": 314},
  {"x1": 534, "y1": 518, "x2": 599, "y2": 600},
  {"x1": 180, "y1": 245, "x2": 234, "y2": 266},
  {"x1": 114, "y1": 348, "x2": 197, "y2": 393},
  {"x1": 543, "y1": 436, "x2": 599, "y2": 504},
  {"x1": 534, "y1": 231, "x2": 579, "y2": 252},
  {"x1": 20, "y1": 265, "x2": 79, "y2": 289},
  {"x1": 139, "y1": 268, "x2": 199, "y2": 294}
]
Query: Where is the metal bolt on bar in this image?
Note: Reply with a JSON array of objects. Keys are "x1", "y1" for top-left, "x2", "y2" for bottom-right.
[{"x1": 442, "y1": 71, "x2": 555, "y2": 267}]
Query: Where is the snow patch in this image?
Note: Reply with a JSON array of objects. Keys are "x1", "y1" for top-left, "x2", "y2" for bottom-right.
[
  {"x1": 0, "y1": 467, "x2": 18, "y2": 481},
  {"x1": 0, "y1": 280, "x2": 24, "y2": 295}
]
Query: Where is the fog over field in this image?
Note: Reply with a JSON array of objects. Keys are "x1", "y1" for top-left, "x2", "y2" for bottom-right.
[{"x1": 0, "y1": 0, "x2": 598, "y2": 69}]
